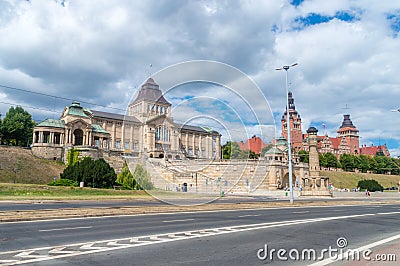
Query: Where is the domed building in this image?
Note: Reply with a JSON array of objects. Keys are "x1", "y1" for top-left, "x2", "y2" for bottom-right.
[{"x1": 31, "y1": 78, "x2": 221, "y2": 162}]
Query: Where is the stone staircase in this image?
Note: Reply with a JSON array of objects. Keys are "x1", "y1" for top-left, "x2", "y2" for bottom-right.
[
  {"x1": 125, "y1": 158, "x2": 270, "y2": 194},
  {"x1": 102, "y1": 153, "x2": 125, "y2": 174}
]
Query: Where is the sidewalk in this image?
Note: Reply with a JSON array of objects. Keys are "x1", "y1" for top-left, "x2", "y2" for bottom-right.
[{"x1": 246, "y1": 190, "x2": 400, "y2": 199}]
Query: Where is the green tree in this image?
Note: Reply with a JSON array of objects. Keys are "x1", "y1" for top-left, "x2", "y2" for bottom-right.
[
  {"x1": 366, "y1": 155, "x2": 377, "y2": 173},
  {"x1": 325, "y1": 152, "x2": 340, "y2": 168},
  {"x1": 0, "y1": 106, "x2": 35, "y2": 146},
  {"x1": 340, "y1": 154, "x2": 356, "y2": 171},
  {"x1": 116, "y1": 162, "x2": 137, "y2": 189},
  {"x1": 60, "y1": 157, "x2": 116, "y2": 188},
  {"x1": 298, "y1": 150, "x2": 309, "y2": 163},
  {"x1": 240, "y1": 150, "x2": 258, "y2": 159},
  {"x1": 319, "y1": 153, "x2": 327, "y2": 167},
  {"x1": 373, "y1": 155, "x2": 394, "y2": 174},
  {"x1": 133, "y1": 164, "x2": 153, "y2": 190},
  {"x1": 222, "y1": 141, "x2": 241, "y2": 159},
  {"x1": 355, "y1": 154, "x2": 370, "y2": 173}
]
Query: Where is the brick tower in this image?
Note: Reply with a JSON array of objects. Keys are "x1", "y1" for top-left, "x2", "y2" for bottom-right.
[
  {"x1": 337, "y1": 114, "x2": 359, "y2": 155},
  {"x1": 281, "y1": 91, "x2": 303, "y2": 152}
]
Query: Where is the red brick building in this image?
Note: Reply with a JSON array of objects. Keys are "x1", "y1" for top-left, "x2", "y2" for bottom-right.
[
  {"x1": 360, "y1": 144, "x2": 390, "y2": 157},
  {"x1": 237, "y1": 135, "x2": 269, "y2": 155},
  {"x1": 281, "y1": 91, "x2": 303, "y2": 152},
  {"x1": 336, "y1": 114, "x2": 360, "y2": 155}
]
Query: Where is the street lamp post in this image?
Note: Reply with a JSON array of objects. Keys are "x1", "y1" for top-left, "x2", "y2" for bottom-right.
[{"x1": 276, "y1": 63, "x2": 298, "y2": 204}]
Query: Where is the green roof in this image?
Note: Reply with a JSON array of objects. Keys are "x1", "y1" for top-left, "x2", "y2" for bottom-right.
[
  {"x1": 275, "y1": 136, "x2": 288, "y2": 146},
  {"x1": 66, "y1": 101, "x2": 90, "y2": 118},
  {"x1": 37, "y1": 119, "x2": 65, "y2": 128},
  {"x1": 200, "y1": 126, "x2": 213, "y2": 133},
  {"x1": 265, "y1": 147, "x2": 283, "y2": 155},
  {"x1": 92, "y1": 124, "x2": 109, "y2": 134}
]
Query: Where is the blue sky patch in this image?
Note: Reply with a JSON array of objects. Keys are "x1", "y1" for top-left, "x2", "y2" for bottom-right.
[
  {"x1": 294, "y1": 10, "x2": 360, "y2": 30},
  {"x1": 290, "y1": 0, "x2": 304, "y2": 7},
  {"x1": 387, "y1": 13, "x2": 400, "y2": 37}
]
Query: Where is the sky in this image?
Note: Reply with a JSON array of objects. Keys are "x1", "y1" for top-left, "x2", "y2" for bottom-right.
[{"x1": 0, "y1": 0, "x2": 400, "y2": 156}]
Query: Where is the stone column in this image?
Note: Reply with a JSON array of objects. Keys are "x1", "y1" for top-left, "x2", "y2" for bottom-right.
[
  {"x1": 199, "y1": 135, "x2": 202, "y2": 157},
  {"x1": 50, "y1": 132, "x2": 54, "y2": 144},
  {"x1": 192, "y1": 134, "x2": 195, "y2": 155},
  {"x1": 139, "y1": 126, "x2": 144, "y2": 152},
  {"x1": 130, "y1": 125, "x2": 134, "y2": 150},
  {"x1": 32, "y1": 131, "x2": 36, "y2": 144},
  {"x1": 185, "y1": 133, "x2": 189, "y2": 152},
  {"x1": 122, "y1": 123, "x2": 125, "y2": 149},
  {"x1": 39, "y1": 131, "x2": 44, "y2": 143},
  {"x1": 88, "y1": 131, "x2": 91, "y2": 146},
  {"x1": 320, "y1": 178, "x2": 326, "y2": 188},
  {"x1": 216, "y1": 135, "x2": 221, "y2": 159},
  {"x1": 205, "y1": 136, "x2": 210, "y2": 158},
  {"x1": 65, "y1": 130, "x2": 69, "y2": 144},
  {"x1": 112, "y1": 122, "x2": 116, "y2": 149}
]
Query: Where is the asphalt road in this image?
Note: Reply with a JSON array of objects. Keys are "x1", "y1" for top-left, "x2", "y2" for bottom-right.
[
  {"x1": 1, "y1": 204, "x2": 400, "y2": 265},
  {"x1": 0, "y1": 195, "x2": 285, "y2": 211},
  {"x1": 0, "y1": 194, "x2": 390, "y2": 211}
]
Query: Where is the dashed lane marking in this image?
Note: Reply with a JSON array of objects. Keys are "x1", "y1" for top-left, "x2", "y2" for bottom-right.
[
  {"x1": 39, "y1": 226, "x2": 92, "y2": 232},
  {"x1": 162, "y1": 219, "x2": 195, "y2": 223},
  {"x1": 238, "y1": 214, "x2": 261, "y2": 218}
]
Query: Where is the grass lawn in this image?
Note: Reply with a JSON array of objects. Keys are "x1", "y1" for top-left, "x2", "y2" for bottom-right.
[
  {"x1": 322, "y1": 171, "x2": 400, "y2": 190},
  {"x1": 0, "y1": 183, "x2": 219, "y2": 200},
  {"x1": 0, "y1": 183, "x2": 154, "y2": 200}
]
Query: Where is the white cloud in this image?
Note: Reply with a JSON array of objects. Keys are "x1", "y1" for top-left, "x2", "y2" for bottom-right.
[{"x1": 0, "y1": 0, "x2": 399, "y2": 154}]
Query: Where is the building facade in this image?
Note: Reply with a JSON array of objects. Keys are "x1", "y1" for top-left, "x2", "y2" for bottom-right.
[
  {"x1": 280, "y1": 91, "x2": 371, "y2": 157},
  {"x1": 281, "y1": 91, "x2": 303, "y2": 152},
  {"x1": 32, "y1": 78, "x2": 221, "y2": 162},
  {"x1": 237, "y1": 135, "x2": 269, "y2": 155}
]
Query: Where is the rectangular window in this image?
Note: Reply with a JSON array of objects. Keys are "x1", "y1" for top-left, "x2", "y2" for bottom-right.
[
  {"x1": 124, "y1": 141, "x2": 129, "y2": 149},
  {"x1": 115, "y1": 140, "x2": 121, "y2": 149},
  {"x1": 133, "y1": 141, "x2": 138, "y2": 150}
]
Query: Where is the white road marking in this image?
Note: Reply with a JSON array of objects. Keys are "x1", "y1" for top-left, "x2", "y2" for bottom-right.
[
  {"x1": 239, "y1": 214, "x2": 261, "y2": 218},
  {"x1": 292, "y1": 211, "x2": 310, "y2": 214},
  {"x1": 39, "y1": 226, "x2": 92, "y2": 232},
  {"x1": 48, "y1": 247, "x2": 76, "y2": 254},
  {"x1": 1, "y1": 211, "x2": 400, "y2": 265},
  {"x1": 15, "y1": 251, "x2": 48, "y2": 259},
  {"x1": 162, "y1": 219, "x2": 195, "y2": 223},
  {"x1": 310, "y1": 233, "x2": 400, "y2": 266}
]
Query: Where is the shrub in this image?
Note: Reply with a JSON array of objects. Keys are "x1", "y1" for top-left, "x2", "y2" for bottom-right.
[
  {"x1": 60, "y1": 157, "x2": 116, "y2": 188},
  {"x1": 357, "y1": 179, "x2": 384, "y2": 192},
  {"x1": 48, "y1": 179, "x2": 78, "y2": 187}
]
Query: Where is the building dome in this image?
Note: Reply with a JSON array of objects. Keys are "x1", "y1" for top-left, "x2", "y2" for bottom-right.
[{"x1": 306, "y1": 127, "x2": 318, "y2": 134}]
